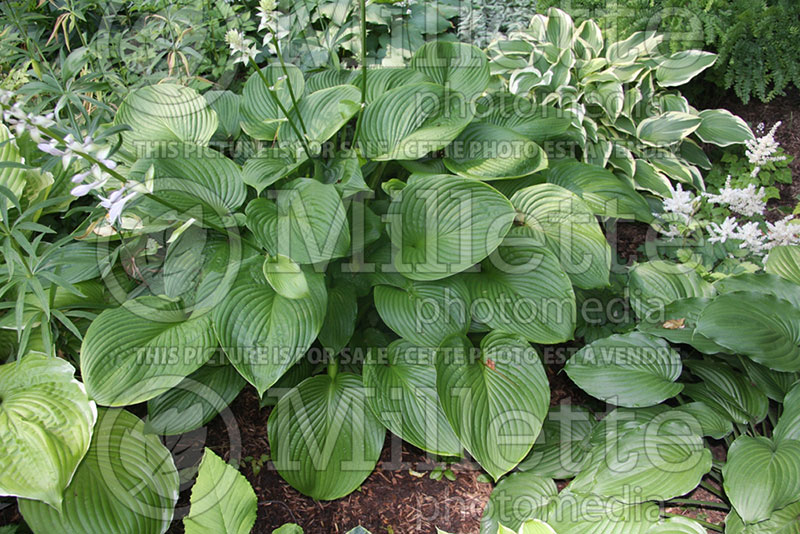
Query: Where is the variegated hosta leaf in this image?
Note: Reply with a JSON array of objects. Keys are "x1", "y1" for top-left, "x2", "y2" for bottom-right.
[
  {"x1": 0, "y1": 353, "x2": 96, "y2": 508},
  {"x1": 480, "y1": 472, "x2": 558, "y2": 534},
  {"x1": 683, "y1": 360, "x2": 769, "y2": 425},
  {"x1": 240, "y1": 65, "x2": 304, "y2": 140},
  {"x1": 724, "y1": 500, "x2": 800, "y2": 534},
  {"x1": 183, "y1": 449, "x2": 256, "y2": 534},
  {"x1": 81, "y1": 296, "x2": 217, "y2": 406},
  {"x1": 386, "y1": 174, "x2": 516, "y2": 281},
  {"x1": 511, "y1": 184, "x2": 611, "y2": 289},
  {"x1": 114, "y1": 84, "x2": 218, "y2": 157},
  {"x1": 436, "y1": 331, "x2": 550, "y2": 481},
  {"x1": 19, "y1": 408, "x2": 179, "y2": 534},
  {"x1": 654, "y1": 50, "x2": 717, "y2": 87},
  {"x1": 212, "y1": 259, "x2": 327, "y2": 396},
  {"x1": 517, "y1": 404, "x2": 596, "y2": 478},
  {"x1": 627, "y1": 261, "x2": 713, "y2": 319},
  {"x1": 636, "y1": 111, "x2": 701, "y2": 147},
  {"x1": 410, "y1": 41, "x2": 490, "y2": 104},
  {"x1": 766, "y1": 245, "x2": 800, "y2": 285},
  {"x1": 363, "y1": 340, "x2": 462, "y2": 456},
  {"x1": 723, "y1": 435, "x2": 800, "y2": 524},
  {"x1": 268, "y1": 373, "x2": 384, "y2": 500},
  {"x1": 774, "y1": 382, "x2": 800, "y2": 444},
  {"x1": 694, "y1": 109, "x2": 754, "y2": 147},
  {"x1": 564, "y1": 332, "x2": 683, "y2": 408}
]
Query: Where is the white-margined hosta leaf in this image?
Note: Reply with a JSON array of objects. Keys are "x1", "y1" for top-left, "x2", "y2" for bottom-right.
[
  {"x1": 114, "y1": 84, "x2": 218, "y2": 157},
  {"x1": 517, "y1": 404, "x2": 596, "y2": 478},
  {"x1": 245, "y1": 178, "x2": 350, "y2": 265},
  {"x1": 0, "y1": 353, "x2": 96, "y2": 508},
  {"x1": 694, "y1": 109, "x2": 754, "y2": 147},
  {"x1": 627, "y1": 261, "x2": 713, "y2": 320},
  {"x1": 683, "y1": 360, "x2": 769, "y2": 425},
  {"x1": 386, "y1": 174, "x2": 515, "y2": 281},
  {"x1": 363, "y1": 340, "x2": 462, "y2": 456},
  {"x1": 511, "y1": 184, "x2": 611, "y2": 289},
  {"x1": 240, "y1": 65, "x2": 304, "y2": 140},
  {"x1": 723, "y1": 435, "x2": 800, "y2": 524},
  {"x1": 410, "y1": 41, "x2": 490, "y2": 105},
  {"x1": 654, "y1": 50, "x2": 717, "y2": 87},
  {"x1": 212, "y1": 259, "x2": 327, "y2": 396},
  {"x1": 268, "y1": 373, "x2": 384, "y2": 500},
  {"x1": 765, "y1": 245, "x2": 800, "y2": 285},
  {"x1": 565, "y1": 332, "x2": 683, "y2": 408},
  {"x1": 19, "y1": 408, "x2": 179, "y2": 534},
  {"x1": 278, "y1": 84, "x2": 360, "y2": 150},
  {"x1": 81, "y1": 296, "x2": 217, "y2": 406},
  {"x1": 636, "y1": 111, "x2": 701, "y2": 147},
  {"x1": 480, "y1": 472, "x2": 558, "y2": 534},
  {"x1": 436, "y1": 331, "x2": 549, "y2": 480}
]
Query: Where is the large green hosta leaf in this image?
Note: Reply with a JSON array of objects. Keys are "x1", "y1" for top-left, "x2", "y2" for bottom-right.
[
  {"x1": 766, "y1": 245, "x2": 800, "y2": 285},
  {"x1": 436, "y1": 331, "x2": 550, "y2": 480},
  {"x1": 241, "y1": 146, "x2": 306, "y2": 194},
  {"x1": 374, "y1": 277, "x2": 471, "y2": 347},
  {"x1": 724, "y1": 436, "x2": 800, "y2": 524},
  {"x1": 245, "y1": 178, "x2": 350, "y2": 265},
  {"x1": 475, "y1": 93, "x2": 572, "y2": 144},
  {"x1": 683, "y1": 360, "x2": 769, "y2": 425},
  {"x1": 318, "y1": 282, "x2": 358, "y2": 356},
  {"x1": 240, "y1": 65, "x2": 304, "y2": 140},
  {"x1": 410, "y1": 41, "x2": 490, "y2": 104},
  {"x1": 465, "y1": 228, "x2": 576, "y2": 344},
  {"x1": 517, "y1": 404, "x2": 596, "y2": 478},
  {"x1": 81, "y1": 296, "x2": 217, "y2": 406},
  {"x1": 359, "y1": 83, "x2": 473, "y2": 160},
  {"x1": 480, "y1": 472, "x2": 558, "y2": 534},
  {"x1": 565, "y1": 332, "x2": 683, "y2": 408},
  {"x1": 212, "y1": 259, "x2": 327, "y2": 396},
  {"x1": 278, "y1": 84, "x2": 360, "y2": 149},
  {"x1": 542, "y1": 491, "x2": 660, "y2": 534},
  {"x1": 19, "y1": 408, "x2": 179, "y2": 534},
  {"x1": 114, "y1": 84, "x2": 218, "y2": 157},
  {"x1": 363, "y1": 340, "x2": 461, "y2": 456},
  {"x1": 0, "y1": 353, "x2": 96, "y2": 508},
  {"x1": 714, "y1": 273, "x2": 800, "y2": 310},
  {"x1": 511, "y1": 184, "x2": 611, "y2": 289},
  {"x1": 268, "y1": 373, "x2": 384, "y2": 500},
  {"x1": 636, "y1": 297, "x2": 729, "y2": 355},
  {"x1": 725, "y1": 500, "x2": 800, "y2": 533},
  {"x1": 647, "y1": 517, "x2": 707, "y2": 534},
  {"x1": 386, "y1": 174, "x2": 515, "y2": 281},
  {"x1": 628, "y1": 261, "x2": 713, "y2": 319},
  {"x1": 673, "y1": 402, "x2": 733, "y2": 440},
  {"x1": 774, "y1": 382, "x2": 800, "y2": 444},
  {"x1": 695, "y1": 291, "x2": 800, "y2": 372},
  {"x1": 183, "y1": 449, "x2": 256, "y2": 534}
]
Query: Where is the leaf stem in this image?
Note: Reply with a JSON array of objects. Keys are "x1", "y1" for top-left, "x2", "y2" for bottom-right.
[
  {"x1": 666, "y1": 498, "x2": 729, "y2": 511},
  {"x1": 351, "y1": 0, "x2": 368, "y2": 148}
]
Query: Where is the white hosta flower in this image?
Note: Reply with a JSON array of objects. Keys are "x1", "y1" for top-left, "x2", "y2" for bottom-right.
[
  {"x1": 707, "y1": 216, "x2": 739, "y2": 244},
  {"x1": 225, "y1": 29, "x2": 258, "y2": 65},
  {"x1": 99, "y1": 186, "x2": 139, "y2": 225},
  {"x1": 704, "y1": 176, "x2": 767, "y2": 217},
  {"x1": 765, "y1": 216, "x2": 800, "y2": 248},
  {"x1": 662, "y1": 183, "x2": 699, "y2": 222},
  {"x1": 257, "y1": 0, "x2": 277, "y2": 32}
]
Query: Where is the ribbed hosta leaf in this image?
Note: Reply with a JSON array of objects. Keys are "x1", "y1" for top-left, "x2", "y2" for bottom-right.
[
  {"x1": 774, "y1": 382, "x2": 800, "y2": 444},
  {"x1": 694, "y1": 109, "x2": 753, "y2": 146},
  {"x1": 410, "y1": 41, "x2": 490, "y2": 104},
  {"x1": 19, "y1": 408, "x2": 179, "y2": 534},
  {"x1": 518, "y1": 404, "x2": 596, "y2": 478},
  {"x1": 480, "y1": 472, "x2": 558, "y2": 534},
  {"x1": 268, "y1": 373, "x2": 384, "y2": 500},
  {"x1": 476, "y1": 93, "x2": 572, "y2": 143},
  {"x1": 114, "y1": 84, "x2": 217, "y2": 157},
  {"x1": 363, "y1": 340, "x2": 461, "y2": 456},
  {"x1": 205, "y1": 90, "x2": 241, "y2": 140},
  {"x1": 305, "y1": 69, "x2": 356, "y2": 93},
  {"x1": 517, "y1": 520, "x2": 558, "y2": 534},
  {"x1": 183, "y1": 449, "x2": 256, "y2": 534},
  {"x1": 386, "y1": 174, "x2": 515, "y2": 281},
  {"x1": 240, "y1": 65, "x2": 304, "y2": 140},
  {"x1": 565, "y1": 332, "x2": 683, "y2": 408},
  {"x1": 443, "y1": 122, "x2": 548, "y2": 181},
  {"x1": 278, "y1": 84, "x2": 360, "y2": 149},
  {"x1": 738, "y1": 356, "x2": 798, "y2": 403},
  {"x1": 318, "y1": 283, "x2": 357, "y2": 356},
  {"x1": 628, "y1": 261, "x2": 713, "y2": 319},
  {"x1": 375, "y1": 277, "x2": 470, "y2": 347},
  {"x1": 725, "y1": 500, "x2": 800, "y2": 533},
  {"x1": 436, "y1": 331, "x2": 550, "y2": 480},
  {"x1": 359, "y1": 68, "x2": 429, "y2": 103},
  {"x1": 511, "y1": 184, "x2": 611, "y2": 289},
  {"x1": 545, "y1": 161, "x2": 652, "y2": 222},
  {"x1": 724, "y1": 436, "x2": 800, "y2": 524},
  {"x1": 636, "y1": 297, "x2": 729, "y2": 355},
  {"x1": 245, "y1": 178, "x2": 350, "y2": 265},
  {"x1": 655, "y1": 50, "x2": 717, "y2": 87},
  {"x1": 0, "y1": 353, "x2": 96, "y2": 508},
  {"x1": 465, "y1": 228, "x2": 576, "y2": 344},
  {"x1": 262, "y1": 254, "x2": 310, "y2": 299},
  {"x1": 673, "y1": 402, "x2": 733, "y2": 440},
  {"x1": 212, "y1": 259, "x2": 327, "y2": 396},
  {"x1": 241, "y1": 147, "x2": 306, "y2": 194},
  {"x1": 588, "y1": 406, "x2": 669, "y2": 449},
  {"x1": 570, "y1": 411, "x2": 711, "y2": 502},
  {"x1": 695, "y1": 291, "x2": 800, "y2": 372},
  {"x1": 542, "y1": 492, "x2": 660, "y2": 534},
  {"x1": 647, "y1": 517, "x2": 707, "y2": 534},
  {"x1": 714, "y1": 273, "x2": 800, "y2": 309},
  {"x1": 81, "y1": 296, "x2": 217, "y2": 406},
  {"x1": 636, "y1": 112, "x2": 701, "y2": 147},
  {"x1": 766, "y1": 245, "x2": 800, "y2": 285},
  {"x1": 360, "y1": 83, "x2": 473, "y2": 161},
  {"x1": 683, "y1": 360, "x2": 769, "y2": 425},
  {"x1": 145, "y1": 363, "x2": 245, "y2": 436}
]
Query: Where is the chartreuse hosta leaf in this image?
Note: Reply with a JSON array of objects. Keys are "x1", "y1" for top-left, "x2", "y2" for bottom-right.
[
  {"x1": 212, "y1": 259, "x2": 327, "y2": 396},
  {"x1": 636, "y1": 112, "x2": 702, "y2": 147},
  {"x1": 443, "y1": 121, "x2": 548, "y2": 181},
  {"x1": 81, "y1": 296, "x2": 217, "y2": 406},
  {"x1": 240, "y1": 64, "x2": 304, "y2": 140},
  {"x1": 268, "y1": 373, "x2": 384, "y2": 500},
  {"x1": 246, "y1": 178, "x2": 350, "y2": 265},
  {"x1": 436, "y1": 331, "x2": 550, "y2": 481},
  {"x1": 511, "y1": 184, "x2": 612, "y2": 289},
  {"x1": 694, "y1": 109, "x2": 754, "y2": 146},
  {"x1": 725, "y1": 500, "x2": 800, "y2": 534},
  {"x1": 695, "y1": 291, "x2": 800, "y2": 372},
  {"x1": 386, "y1": 174, "x2": 516, "y2": 281},
  {"x1": 466, "y1": 227, "x2": 576, "y2": 344},
  {"x1": 262, "y1": 254, "x2": 310, "y2": 300},
  {"x1": 545, "y1": 161, "x2": 653, "y2": 222},
  {"x1": 774, "y1": 382, "x2": 800, "y2": 444},
  {"x1": 183, "y1": 449, "x2": 256, "y2": 534},
  {"x1": 278, "y1": 84, "x2": 360, "y2": 149},
  {"x1": 766, "y1": 245, "x2": 800, "y2": 285},
  {"x1": 19, "y1": 408, "x2": 179, "y2": 534},
  {"x1": 145, "y1": 363, "x2": 245, "y2": 436},
  {"x1": 363, "y1": 340, "x2": 462, "y2": 456},
  {"x1": 0, "y1": 353, "x2": 96, "y2": 508},
  {"x1": 374, "y1": 276, "x2": 471, "y2": 347},
  {"x1": 410, "y1": 41, "x2": 490, "y2": 104},
  {"x1": 565, "y1": 332, "x2": 683, "y2": 407},
  {"x1": 683, "y1": 360, "x2": 769, "y2": 425},
  {"x1": 360, "y1": 83, "x2": 473, "y2": 161},
  {"x1": 114, "y1": 84, "x2": 218, "y2": 157},
  {"x1": 570, "y1": 410, "x2": 711, "y2": 502},
  {"x1": 655, "y1": 50, "x2": 717, "y2": 87},
  {"x1": 647, "y1": 516, "x2": 707, "y2": 534},
  {"x1": 480, "y1": 472, "x2": 558, "y2": 534},
  {"x1": 723, "y1": 436, "x2": 800, "y2": 524},
  {"x1": 628, "y1": 261, "x2": 713, "y2": 319}
]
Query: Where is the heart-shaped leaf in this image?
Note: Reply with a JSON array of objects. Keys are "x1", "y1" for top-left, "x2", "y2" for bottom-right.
[
  {"x1": 628, "y1": 261, "x2": 713, "y2": 319},
  {"x1": 410, "y1": 41, "x2": 490, "y2": 104},
  {"x1": 724, "y1": 500, "x2": 800, "y2": 534},
  {"x1": 766, "y1": 245, "x2": 800, "y2": 285},
  {"x1": 240, "y1": 65, "x2": 304, "y2": 140},
  {"x1": 773, "y1": 382, "x2": 800, "y2": 444},
  {"x1": 683, "y1": 360, "x2": 768, "y2": 425},
  {"x1": 517, "y1": 404, "x2": 596, "y2": 478},
  {"x1": 480, "y1": 472, "x2": 558, "y2": 534},
  {"x1": 278, "y1": 84, "x2": 360, "y2": 149}
]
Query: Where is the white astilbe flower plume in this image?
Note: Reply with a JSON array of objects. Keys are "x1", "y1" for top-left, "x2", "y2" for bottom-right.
[
  {"x1": 704, "y1": 176, "x2": 767, "y2": 217},
  {"x1": 734, "y1": 221, "x2": 767, "y2": 254},
  {"x1": 662, "y1": 183, "x2": 699, "y2": 222},
  {"x1": 707, "y1": 216, "x2": 739, "y2": 244},
  {"x1": 765, "y1": 216, "x2": 800, "y2": 248},
  {"x1": 746, "y1": 121, "x2": 786, "y2": 177}
]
